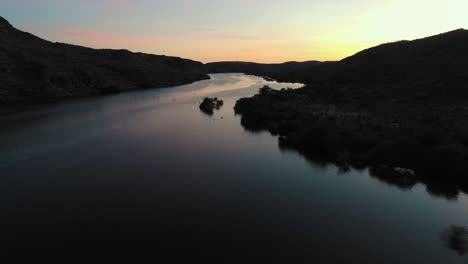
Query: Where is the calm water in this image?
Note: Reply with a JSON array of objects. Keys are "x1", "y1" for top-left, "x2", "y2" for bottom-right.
[{"x1": 1, "y1": 73, "x2": 467, "y2": 263}]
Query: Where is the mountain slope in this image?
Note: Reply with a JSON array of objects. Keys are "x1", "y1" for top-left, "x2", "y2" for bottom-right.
[
  {"x1": 292, "y1": 29, "x2": 468, "y2": 85},
  {"x1": 0, "y1": 16, "x2": 209, "y2": 104},
  {"x1": 234, "y1": 29, "x2": 468, "y2": 192},
  {"x1": 344, "y1": 29, "x2": 468, "y2": 62}
]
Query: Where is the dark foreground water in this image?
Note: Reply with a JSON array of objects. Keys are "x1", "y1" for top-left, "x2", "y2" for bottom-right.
[{"x1": 1, "y1": 74, "x2": 467, "y2": 263}]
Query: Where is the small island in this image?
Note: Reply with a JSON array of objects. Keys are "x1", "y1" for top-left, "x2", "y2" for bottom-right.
[{"x1": 199, "y1": 97, "x2": 224, "y2": 115}]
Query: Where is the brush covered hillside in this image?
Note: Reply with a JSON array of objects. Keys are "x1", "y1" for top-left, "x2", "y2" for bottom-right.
[
  {"x1": 0, "y1": 16, "x2": 209, "y2": 104},
  {"x1": 286, "y1": 29, "x2": 468, "y2": 110},
  {"x1": 234, "y1": 29, "x2": 468, "y2": 195},
  {"x1": 296, "y1": 29, "x2": 468, "y2": 86}
]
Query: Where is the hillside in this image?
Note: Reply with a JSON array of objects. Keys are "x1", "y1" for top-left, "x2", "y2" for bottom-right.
[
  {"x1": 0, "y1": 16, "x2": 209, "y2": 104},
  {"x1": 299, "y1": 29, "x2": 468, "y2": 84},
  {"x1": 209, "y1": 29, "x2": 468, "y2": 87},
  {"x1": 234, "y1": 29, "x2": 468, "y2": 195}
]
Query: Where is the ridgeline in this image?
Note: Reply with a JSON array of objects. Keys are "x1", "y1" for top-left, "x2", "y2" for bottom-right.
[{"x1": 0, "y1": 16, "x2": 209, "y2": 105}]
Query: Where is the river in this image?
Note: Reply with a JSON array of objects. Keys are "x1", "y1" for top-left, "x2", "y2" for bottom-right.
[{"x1": 0, "y1": 73, "x2": 467, "y2": 263}]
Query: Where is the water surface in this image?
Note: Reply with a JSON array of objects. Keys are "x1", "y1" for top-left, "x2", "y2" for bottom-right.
[{"x1": 1, "y1": 74, "x2": 467, "y2": 263}]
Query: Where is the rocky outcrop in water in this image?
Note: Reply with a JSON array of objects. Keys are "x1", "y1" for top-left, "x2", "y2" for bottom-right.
[{"x1": 199, "y1": 97, "x2": 224, "y2": 115}]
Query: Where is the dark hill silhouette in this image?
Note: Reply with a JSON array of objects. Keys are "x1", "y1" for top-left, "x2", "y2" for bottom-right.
[
  {"x1": 279, "y1": 29, "x2": 468, "y2": 85},
  {"x1": 345, "y1": 29, "x2": 468, "y2": 61},
  {"x1": 0, "y1": 16, "x2": 209, "y2": 104},
  {"x1": 209, "y1": 29, "x2": 468, "y2": 86},
  {"x1": 234, "y1": 29, "x2": 468, "y2": 197}
]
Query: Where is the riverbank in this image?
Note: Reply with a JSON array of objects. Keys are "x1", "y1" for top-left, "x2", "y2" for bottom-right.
[
  {"x1": 235, "y1": 85, "x2": 468, "y2": 196},
  {"x1": 232, "y1": 29, "x2": 468, "y2": 195}
]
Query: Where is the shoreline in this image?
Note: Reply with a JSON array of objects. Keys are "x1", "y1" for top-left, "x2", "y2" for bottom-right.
[
  {"x1": 0, "y1": 75, "x2": 211, "y2": 116},
  {"x1": 234, "y1": 85, "x2": 468, "y2": 197}
]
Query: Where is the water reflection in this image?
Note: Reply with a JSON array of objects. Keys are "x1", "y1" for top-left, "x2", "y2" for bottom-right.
[
  {"x1": 443, "y1": 226, "x2": 468, "y2": 255},
  {"x1": 1, "y1": 74, "x2": 467, "y2": 262},
  {"x1": 272, "y1": 126, "x2": 468, "y2": 200}
]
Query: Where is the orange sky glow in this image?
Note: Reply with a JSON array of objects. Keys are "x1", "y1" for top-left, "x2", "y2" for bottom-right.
[{"x1": 1, "y1": 0, "x2": 467, "y2": 63}]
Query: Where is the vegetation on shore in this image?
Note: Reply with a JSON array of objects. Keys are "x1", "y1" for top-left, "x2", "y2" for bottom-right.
[
  {"x1": 235, "y1": 85, "x2": 468, "y2": 197},
  {"x1": 233, "y1": 29, "x2": 468, "y2": 198}
]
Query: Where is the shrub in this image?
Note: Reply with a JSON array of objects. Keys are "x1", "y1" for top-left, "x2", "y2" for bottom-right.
[
  {"x1": 421, "y1": 144, "x2": 467, "y2": 176},
  {"x1": 416, "y1": 128, "x2": 447, "y2": 148},
  {"x1": 368, "y1": 138, "x2": 422, "y2": 168},
  {"x1": 258, "y1": 85, "x2": 273, "y2": 95}
]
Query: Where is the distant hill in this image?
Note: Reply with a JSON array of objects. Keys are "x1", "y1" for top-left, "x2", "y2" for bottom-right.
[
  {"x1": 344, "y1": 29, "x2": 468, "y2": 63},
  {"x1": 208, "y1": 29, "x2": 468, "y2": 87},
  {"x1": 206, "y1": 61, "x2": 329, "y2": 82},
  {"x1": 0, "y1": 16, "x2": 209, "y2": 104},
  {"x1": 297, "y1": 29, "x2": 468, "y2": 85}
]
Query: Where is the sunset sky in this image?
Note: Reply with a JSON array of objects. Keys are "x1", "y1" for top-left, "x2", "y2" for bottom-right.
[{"x1": 1, "y1": 0, "x2": 467, "y2": 63}]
